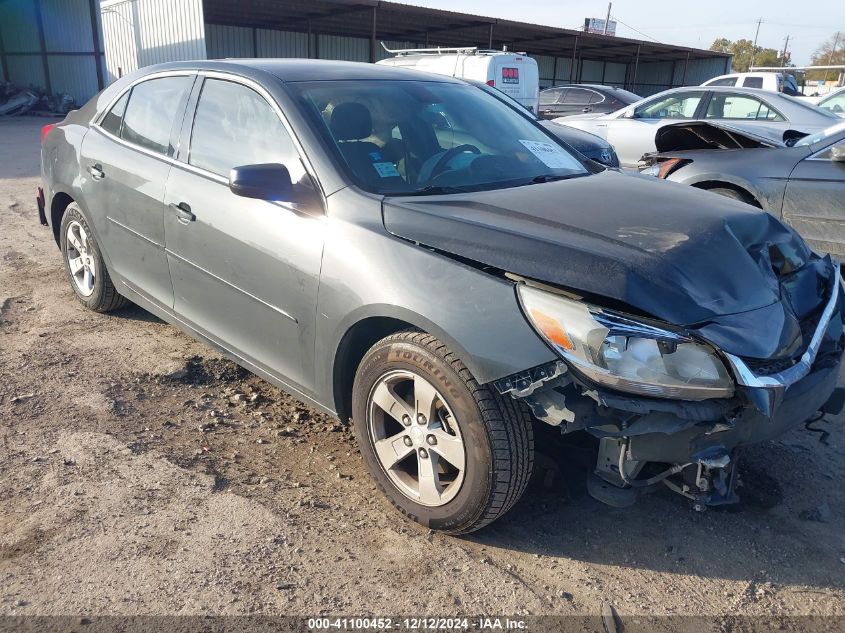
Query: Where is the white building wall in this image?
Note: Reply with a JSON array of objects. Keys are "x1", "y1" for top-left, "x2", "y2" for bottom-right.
[{"x1": 100, "y1": 0, "x2": 205, "y2": 83}]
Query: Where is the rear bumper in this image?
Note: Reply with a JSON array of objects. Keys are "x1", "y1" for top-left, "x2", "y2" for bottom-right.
[{"x1": 36, "y1": 187, "x2": 47, "y2": 226}]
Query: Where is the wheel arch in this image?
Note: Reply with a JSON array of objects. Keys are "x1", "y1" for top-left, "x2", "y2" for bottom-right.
[
  {"x1": 330, "y1": 307, "x2": 484, "y2": 424},
  {"x1": 691, "y1": 180, "x2": 762, "y2": 207},
  {"x1": 50, "y1": 190, "x2": 75, "y2": 245}
]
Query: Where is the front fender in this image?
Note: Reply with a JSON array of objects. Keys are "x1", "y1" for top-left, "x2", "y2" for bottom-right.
[
  {"x1": 314, "y1": 188, "x2": 556, "y2": 412},
  {"x1": 672, "y1": 170, "x2": 785, "y2": 215}
]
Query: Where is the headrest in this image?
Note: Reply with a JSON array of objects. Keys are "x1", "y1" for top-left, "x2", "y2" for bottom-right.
[{"x1": 330, "y1": 102, "x2": 372, "y2": 141}]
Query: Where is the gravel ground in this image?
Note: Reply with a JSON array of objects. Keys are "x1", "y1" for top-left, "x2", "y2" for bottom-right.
[{"x1": 1, "y1": 116, "x2": 845, "y2": 629}]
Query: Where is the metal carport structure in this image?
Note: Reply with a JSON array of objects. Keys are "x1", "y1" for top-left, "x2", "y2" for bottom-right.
[
  {"x1": 200, "y1": 0, "x2": 731, "y2": 94},
  {"x1": 0, "y1": 0, "x2": 732, "y2": 104}
]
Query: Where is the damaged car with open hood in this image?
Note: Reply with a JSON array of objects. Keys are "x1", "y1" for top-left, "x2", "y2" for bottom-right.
[
  {"x1": 641, "y1": 120, "x2": 845, "y2": 259},
  {"x1": 40, "y1": 60, "x2": 845, "y2": 534}
]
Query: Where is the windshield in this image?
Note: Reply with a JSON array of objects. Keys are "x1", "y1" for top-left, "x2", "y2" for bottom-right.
[
  {"x1": 289, "y1": 80, "x2": 588, "y2": 195},
  {"x1": 795, "y1": 120, "x2": 845, "y2": 146}
]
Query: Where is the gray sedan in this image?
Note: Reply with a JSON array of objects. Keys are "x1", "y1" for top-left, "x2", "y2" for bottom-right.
[
  {"x1": 557, "y1": 86, "x2": 839, "y2": 167},
  {"x1": 38, "y1": 60, "x2": 845, "y2": 532},
  {"x1": 643, "y1": 121, "x2": 845, "y2": 258}
]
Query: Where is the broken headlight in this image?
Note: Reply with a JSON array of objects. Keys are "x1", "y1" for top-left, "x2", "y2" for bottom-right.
[{"x1": 518, "y1": 285, "x2": 734, "y2": 400}]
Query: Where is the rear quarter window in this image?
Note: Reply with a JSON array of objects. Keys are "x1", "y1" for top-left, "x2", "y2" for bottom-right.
[
  {"x1": 100, "y1": 91, "x2": 129, "y2": 136},
  {"x1": 743, "y1": 77, "x2": 764, "y2": 89}
]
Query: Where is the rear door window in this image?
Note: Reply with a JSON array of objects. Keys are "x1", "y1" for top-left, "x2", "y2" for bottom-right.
[
  {"x1": 705, "y1": 93, "x2": 784, "y2": 121},
  {"x1": 564, "y1": 88, "x2": 592, "y2": 105},
  {"x1": 188, "y1": 78, "x2": 303, "y2": 180},
  {"x1": 742, "y1": 77, "x2": 764, "y2": 89},
  {"x1": 121, "y1": 76, "x2": 193, "y2": 156},
  {"x1": 540, "y1": 88, "x2": 564, "y2": 105}
]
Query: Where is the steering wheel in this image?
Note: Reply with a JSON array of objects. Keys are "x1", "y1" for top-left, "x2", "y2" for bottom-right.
[{"x1": 428, "y1": 144, "x2": 481, "y2": 180}]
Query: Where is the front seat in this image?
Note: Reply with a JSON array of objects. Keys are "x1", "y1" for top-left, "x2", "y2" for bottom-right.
[{"x1": 330, "y1": 102, "x2": 395, "y2": 185}]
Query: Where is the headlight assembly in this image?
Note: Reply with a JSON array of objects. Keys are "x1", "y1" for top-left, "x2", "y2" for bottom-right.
[{"x1": 518, "y1": 284, "x2": 734, "y2": 400}]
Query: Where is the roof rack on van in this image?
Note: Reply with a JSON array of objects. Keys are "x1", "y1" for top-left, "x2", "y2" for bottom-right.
[
  {"x1": 381, "y1": 42, "x2": 478, "y2": 55},
  {"x1": 380, "y1": 42, "x2": 526, "y2": 56}
]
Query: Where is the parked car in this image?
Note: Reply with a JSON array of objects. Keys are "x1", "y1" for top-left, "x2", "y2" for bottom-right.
[
  {"x1": 703, "y1": 71, "x2": 802, "y2": 96},
  {"x1": 812, "y1": 86, "x2": 845, "y2": 117},
  {"x1": 642, "y1": 120, "x2": 845, "y2": 258},
  {"x1": 538, "y1": 84, "x2": 640, "y2": 119},
  {"x1": 558, "y1": 86, "x2": 839, "y2": 167},
  {"x1": 377, "y1": 46, "x2": 540, "y2": 114},
  {"x1": 39, "y1": 60, "x2": 844, "y2": 533},
  {"x1": 473, "y1": 80, "x2": 620, "y2": 166}
]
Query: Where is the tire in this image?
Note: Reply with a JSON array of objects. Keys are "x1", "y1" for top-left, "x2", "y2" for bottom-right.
[
  {"x1": 706, "y1": 187, "x2": 757, "y2": 206},
  {"x1": 351, "y1": 331, "x2": 534, "y2": 534},
  {"x1": 59, "y1": 203, "x2": 128, "y2": 312}
]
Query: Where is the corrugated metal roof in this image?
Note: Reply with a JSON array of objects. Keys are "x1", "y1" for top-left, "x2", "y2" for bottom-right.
[{"x1": 201, "y1": 0, "x2": 729, "y2": 63}]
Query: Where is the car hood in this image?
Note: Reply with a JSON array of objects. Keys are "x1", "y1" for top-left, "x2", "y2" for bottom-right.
[
  {"x1": 383, "y1": 170, "x2": 827, "y2": 359},
  {"x1": 653, "y1": 121, "x2": 787, "y2": 152},
  {"x1": 539, "y1": 121, "x2": 611, "y2": 152},
  {"x1": 551, "y1": 112, "x2": 606, "y2": 122}
]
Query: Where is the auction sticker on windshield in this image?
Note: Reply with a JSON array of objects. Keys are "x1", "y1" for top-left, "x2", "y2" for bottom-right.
[{"x1": 519, "y1": 139, "x2": 581, "y2": 169}]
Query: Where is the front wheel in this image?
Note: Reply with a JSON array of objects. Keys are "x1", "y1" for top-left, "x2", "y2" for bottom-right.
[{"x1": 352, "y1": 331, "x2": 534, "y2": 534}]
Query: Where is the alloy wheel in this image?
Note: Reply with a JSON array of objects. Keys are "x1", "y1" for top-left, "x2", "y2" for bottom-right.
[
  {"x1": 65, "y1": 220, "x2": 96, "y2": 297},
  {"x1": 367, "y1": 370, "x2": 466, "y2": 507}
]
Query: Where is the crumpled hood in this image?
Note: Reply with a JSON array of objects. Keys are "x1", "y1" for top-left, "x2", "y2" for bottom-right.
[
  {"x1": 653, "y1": 121, "x2": 786, "y2": 152},
  {"x1": 383, "y1": 171, "x2": 828, "y2": 359}
]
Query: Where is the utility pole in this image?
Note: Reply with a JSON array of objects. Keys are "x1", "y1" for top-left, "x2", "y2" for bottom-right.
[
  {"x1": 603, "y1": 2, "x2": 612, "y2": 35},
  {"x1": 750, "y1": 17, "x2": 763, "y2": 68},
  {"x1": 781, "y1": 34, "x2": 790, "y2": 67},
  {"x1": 825, "y1": 32, "x2": 841, "y2": 82}
]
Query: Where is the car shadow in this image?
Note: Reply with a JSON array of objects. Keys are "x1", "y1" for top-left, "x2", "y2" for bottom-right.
[
  {"x1": 112, "y1": 303, "x2": 164, "y2": 325},
  {"x1": 467, "y1": 422, "x2": 845, "y2": 590}
]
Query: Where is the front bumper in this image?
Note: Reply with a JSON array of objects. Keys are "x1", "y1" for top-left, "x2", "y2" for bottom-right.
[{"x1": 499, "y1": 261, "x2": 845, "y2": 466}]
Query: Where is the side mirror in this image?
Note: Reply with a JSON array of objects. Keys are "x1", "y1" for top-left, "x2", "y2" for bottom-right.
[
  {"x1": 623, "y1": 109, "x2": 637, "y2": 119},
  {"x1": 228, "y1": 163, "x2": 293, "y2": 201},
  {"x1": 831, "y1": 144, "x2": 845, "y2": 163}
]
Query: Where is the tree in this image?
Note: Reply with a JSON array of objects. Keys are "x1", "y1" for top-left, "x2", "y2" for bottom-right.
[
  {"x1": 709, "y1": 38, "x2": 783, "y2": 72},
  {"x1": 807, "y1": 32, "x2": 844, "y2": 81}
]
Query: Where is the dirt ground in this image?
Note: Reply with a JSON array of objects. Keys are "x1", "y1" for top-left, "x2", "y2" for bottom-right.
[{"x1": 1, "y1": 116, "x2": 845, "y2": 628}]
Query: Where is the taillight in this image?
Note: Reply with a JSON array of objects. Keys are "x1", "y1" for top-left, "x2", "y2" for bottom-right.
[
  {"x1": 41, "y1": 123, "x2": 56, "y2": 145},
  {"x1": 487, "y1": 79, "x2": 495, "y2": 87}
]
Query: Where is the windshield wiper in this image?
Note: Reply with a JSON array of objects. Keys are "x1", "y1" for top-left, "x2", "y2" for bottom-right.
[
  {"x1": 528, "y1": 174, "x2": 579, "y2": 184},
  {"x1": 402, "y1": 185, "x2": 471, "y2": 196}
]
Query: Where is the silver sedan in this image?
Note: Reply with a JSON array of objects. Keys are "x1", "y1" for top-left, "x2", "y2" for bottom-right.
[{"x1": 556, "y1": 86, "x2": 839, "y2": 167}]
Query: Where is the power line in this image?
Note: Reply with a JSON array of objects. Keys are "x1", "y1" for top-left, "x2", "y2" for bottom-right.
[{"x1": 609, "y1": 15, "x2": 661, "y2": 43}]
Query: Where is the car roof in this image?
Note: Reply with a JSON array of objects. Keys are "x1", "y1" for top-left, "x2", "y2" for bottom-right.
[
  {"x1": 540, "y1": 84, "x2": 620, "y2": 91},
  {"x1": 134, "y1": 58, "x2": 466, "y2": 84}
]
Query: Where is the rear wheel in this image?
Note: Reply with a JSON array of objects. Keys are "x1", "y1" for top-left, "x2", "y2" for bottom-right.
[
  {"x1": 59, "y1": 204, "x2": 128, "y2": 312},
  {"x1": 352, "y1": 331, "x2": 534, "y2": 534}
]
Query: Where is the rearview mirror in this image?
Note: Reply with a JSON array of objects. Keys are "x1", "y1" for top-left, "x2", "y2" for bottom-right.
[
  {"x1": 831, "y1": 144, "x2": 845, "y2": 163},
  {"x1": 229, "y1": 163, "x2": 293, "y2": 201}
]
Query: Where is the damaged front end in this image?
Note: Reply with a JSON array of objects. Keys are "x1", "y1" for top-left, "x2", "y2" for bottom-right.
[{"x1": 496, "y1": 255, "x2": 845, "y2": 510}]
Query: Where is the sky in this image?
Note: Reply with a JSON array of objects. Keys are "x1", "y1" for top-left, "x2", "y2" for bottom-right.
[{"x1": 393, "y1": 0, "x2": 845, "y2": 66}]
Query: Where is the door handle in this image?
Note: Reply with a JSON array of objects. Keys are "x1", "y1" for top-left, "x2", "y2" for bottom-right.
[
  {"x1": 169, "y1": 202, "x2": 195, "y2": 223},
  {"x1": 88, "y1": 163, "x2": 105, "y2": 180},
  {"x1": 582, "y1": 106, "x2": 593, "y2": 113}
]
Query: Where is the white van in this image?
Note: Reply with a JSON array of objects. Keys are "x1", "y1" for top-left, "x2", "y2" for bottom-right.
[
  {"x1": 377, "y1": 46, "x2": 540, "y2": 114},
  {"x1": 702, "y1": 72, "x2": 801, "y2": 96}
]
